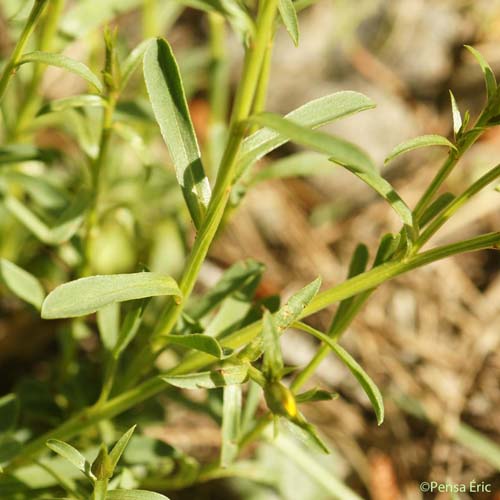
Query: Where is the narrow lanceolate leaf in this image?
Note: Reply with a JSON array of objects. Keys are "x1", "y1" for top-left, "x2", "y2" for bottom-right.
[
  {"x1": 331, "y1": 343, "x2": 384, "y2": 425},
  {"x1": 278, "y1": 0, "x2": 299, "y2": 46},
  {"x1": 465, "y1": 45, "x2": 497, "y2": 101},
  {"x1": 275, "y1": 277, "x2": 322, "y2": 331},
  {"x1": 161, "y1": 364, "x2": 248, "y2": 389},
  {"x1": 109, "y1": 425, "x2": 137, "y2": 472},
  {"x1": 0, "y1": 259, "x2": 45, "y2": 310},
  {"x1": 449, "y1": 90, "x2": 462, "y2": 136},
  {"x1": 112, "y1": 299, "x2": 148, "y2": 358},
  {"x1": 295, "y1": 388, "x2": 338, "y2": 404},
  {"x1": 144, "y1": 38, "x2": 211, "y2": 229},
  {"x1": 42, "y1": 272, "x2": 181, "y2": 319},
  {"x1": 17, "y1": 52, "x2": 103, "y2": 93},
  {"x1": 221, "y1": 384, "x2": 242, "y2": 467},
  {"x1": 46, "y1": 439, "x2": 94, "y2": 479},
  {"x1": 97, "y1": 303, "x2": 120, "y2": 351},
  {"x1": 164, "y1": 334, "x2": 224, "y2": 358},
  {"x1": 106, "y1": 491, "x2": 170, "y2": 500},
  {"x1": 37, "y1": 94, "x2": 104, "y2": 116},
  {"x1": 385, "y1": 134, "x2": 457, "y2": 164},
  {"x1": 338, "y1": 161, "x2": 414, "y2": 227},
  {"x1": 121, "y1": 38, "x2": 153, "y2": 90},
  {"x1": 187, "y1": 259, "x2": 265, "y2": 320},
  {"x1": 238, "y1": 91, "x2": 375, "y2": 175},
  {"x1": 296, "y1": 322, "x2": 384, "y2": 425},
  {"x1": 418, "y1": 192, "x2": 455, "y2": 227},
  {"x1": 0, "y1": 394, "x2": 19, "y2": 434},
  {"x1": 262, "y1": 311, "x2": 283, "y2": 380}
]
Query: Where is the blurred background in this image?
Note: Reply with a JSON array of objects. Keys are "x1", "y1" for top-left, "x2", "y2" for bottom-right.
[{"x1": 1, "y1": 0, "x2": 500, "y2": 499}]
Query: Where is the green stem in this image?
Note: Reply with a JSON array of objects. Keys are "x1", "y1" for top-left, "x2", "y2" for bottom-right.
[
  {"x1": 82, "y1": 94, "x2": 117, "y2": 274},
  {"x1": 142, "y1": 0, "x2": 157, "y2": 38},
  {"x1": 93, "y1": 479, "x2": 108, "y2": 500},
  {"x1": 413, "y1": 113, "x2": 491, "y2": 220},
  {"x1": 7, "y1": 232, "x2": 499, "y2": 468},
  {"x1": 412, "y1": 163, "x2": 500, "y2": 253},
  {"x1": 123, "y1": 0, "x2": 280, "y2": 382},
  {"x1": 10, "y1": 0, "x2": 64, "y2": 139},
  {"x1": 0, "y1": 0, "x2": 48, "y2": 103}
]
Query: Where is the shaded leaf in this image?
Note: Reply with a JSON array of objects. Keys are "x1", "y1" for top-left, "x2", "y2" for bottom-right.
[
  {"x1": 17, "y1": 51, "x2": 103, "y2": 92},
  {"x1": 0, "y1": 394, "x2": 19, "y2": 434},
  {"x1": 164, "y1": 334, "x2": 225, "y2": 358},
  {"x1": 144, "y1": 38, "x2": 211, "y2": 228},
  {"x1": 418, "y1": 192, "x2": 455, "y2": 227},
  {"x1": 107, "y1": 491, "x2": 170, "y2": 500},
  {"x1": 42, "y1": 273, "x2": 181, "y2": 319},
  {"x1": 161, "y1": 364, "x2": 248, "y2": 389},
  {"x1": 262, "y1": 311, "x2": 283, "y2": 380},
  {"x1": 4, "y1": 194, "x2": 89, "y2": 245},
  {"x1": 295, "y1": 388, "x2": 338, "y2": 404},
  {"x1": 112, "y1": 299, "x2": 148, "y2": 358},
  {"x1": 0, "y1": 259, "x2": 45, "y2": 310},
  {"x1": 221, "y1": 385, "x2": 242, "y2": 467},
  {"x1": 37, "y1": 94, "x2": 104, "y2": 116},
  {"x1": 465, "y1": 45, "x2": 497, "y2": 101},
  {"x1": 238, "y1": 91, "x2": 375, "y2": 175},
  {"x1": 46, "y1": 440, "x2": 93, "y2": 479},
  {"x1": 97, "y1": 303, "x2": 121, "y2": 352},
  {"x1": 0, "y1": 145, "x2": 59, "y2": 165},
  {"x1": 385, "y1": 134, "x2": 456, "y2": 164},
  {"x1": 278, "y1": 0, "x2": 299, "y2": 46},
  {"x1": 121, "y1": 38, "x2": 153, "y2": 90}
]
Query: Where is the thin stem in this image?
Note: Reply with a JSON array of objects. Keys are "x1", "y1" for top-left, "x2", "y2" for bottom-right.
[
  {"x1": 7, "y1": 232, "x2": 498, "y2": 468},
  {"x1": 0, "y1": 0, "x2": 49, "y2": 103},
  {"x1": 413, "y1": 112, "x2": 491, "y2": 220},
  {"x1": 123, "y1": 0, "x2": 280, "y2": 382},
  {"x1": 93, "y1": 479, "x2": 108, "y2": 500},
  {"x1": 10, "y1": 0, "x2": 65, "y2": 139},
  {"x1": 142, "y1": 0, "x2": 157, "y2": 38},
  {"x1": 412, "y1": 163, "x2": 500, "y2": 253}
]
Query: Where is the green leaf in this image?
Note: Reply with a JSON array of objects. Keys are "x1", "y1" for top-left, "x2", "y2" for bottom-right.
[
  {"x1": 107, "y1": 491, "x2": 170, "y2": 500},
  {"x1": 144, "y1": 38, "x2": 211, "y2": 229},
  {"x1": 238, "y1": 91, "x2": 375, "y2": 175},
  {"x1": 0, "y1": 394, "x2": 19, "y2": 434},
  {"x1": 418, "y1": 192, "x2": 455, "y2": 227},
  {"x1": 97, "y1": 303, "x2": 120, "y2": 351},
  {"x1": 164, "y1": 334, "x2": 225, "y2": 358},
  {"x1": 4, "y1": 193, "x2": 89, "y2": 245},
  {"x1": 449, "y1": 90, "x2": 462, "y2": 136},
  {"x1": 244, "y1": 113, "x2": 415, "y2": 225},
  {"x1": 282, "y1": 419, "x2": 329, "y2": 454},
  {"x1": 249, "y1": 152, "x2": 333, "y2": 184},
  {"x1": 112, "y1": 300, "x2": 148, "y2": 358},
  {"x1": 385, "y1": 134, "x2": 457, "y2": 164},
  {"x1": 46, "y1": 439, "x2": 94, "y2": 479},
  {"x1": 295, "y1": 388, "x2": 338, "y2": 403},
  {"x1": 295, "y1": 322, "x2": 384, "y2": 425},
  {"x1": 109, "y1": 425, "x2": 137, "y2": 472},
  {"x1": 17, "y1": 52, "x2": 103, "y2": 93},
  {"x1": 42, "y1": 272, "x2": 181, "y2": 319},
  {"x1": 278, "y1": 0, "x2": 299, "y2": 46},
  {"x1": 465, "y1": 45, "x2": 497, "y2": 102},
  {"x1": 373, "y1": 233, "x2": 401, "y2": 266},
  {"x1": 338, "y1": 160, "x2": 414, "y2": 227},
  {"x1": 0, "y1": 144, "x2": 59, "y2": 165},
  {"x1": 37, "y1": 94, "x2": 104, "y2": 116},
  {"x1": 187, "y1": 259, "x2": 265, "y2": 320},
  {"x1": 262, "y1": 310, "x2": 283, "y2": 380},
  {"x1": 0, "y1": 259, "x2": 45, "y2": 310},
  {"x1": 121, "y1": 38, "x2": 154, "y2": 90},
  {"x1": 221, "y1": 384, "x2": 242, "y2": 467},
  {"x1": 330, "y1": 343, "x2": 383, "y2": 425},
  {"x1": 161, "y1": 364, "x2": 249, "y2": 389}
]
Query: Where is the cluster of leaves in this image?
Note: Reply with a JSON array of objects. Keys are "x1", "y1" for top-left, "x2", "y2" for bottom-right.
[{"x1": 1, "y1": 0, "x2": 500, "y2": 498}]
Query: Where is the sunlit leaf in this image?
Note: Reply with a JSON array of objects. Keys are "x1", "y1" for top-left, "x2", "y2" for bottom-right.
[
  {"x1": 106, "y1": 490, "x2": 170, "y2": 500},
  {"x1": 37, "y1": 94, "x2": 104, "y2": 116},
  {"x1": 97, "y1": 303, "x2": 120, "y2": 351},
  {"x1": 109, "y1": 425, "x2": 137, "y2": 472},
  {"x1": 385, "y1": 134, "x2": 456, "y2": 164},
  {"x1": 0, "y1": 259, "x2": 45, "y2": 310},
  {"x1": 295, "y1": 388, "x2": 338, "y2": 403},
  {"x1": 262, "y1": 310, "x2": 283, "y2": 380},
  {"x1": 449, "y1": 90, "x2": 462, "y2": 136},
  {"x1": 46, "y1": 440, "x2": 94, "y2": 479},
  {"x1": 144, "y1": 38, "x2": 211, "y2": 228},
  {"x1": 278, "y1": 0, "x2": 299, "y2": 46},
  {"x1": 161, "y1": 364, "x2": 249, "y2": 389},
  {"x1": 221, "y1": 385, "x2": 242, "y2": 467},
  {"x1": 17, "y1": 51, "x2": 103, "y2": 92},
  {"x1": 465, "y1": 45, "x2": 497, "y2": 102},
  {"x1": 164, "y1": 334, "x2": 225, "y2": 358},
  {"x1": 42, "y1": 273, "x2": 181, "y2": 319}
]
